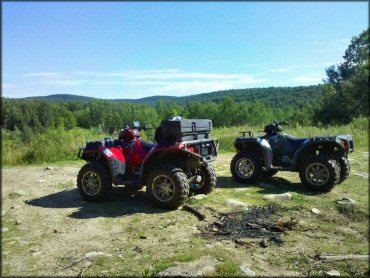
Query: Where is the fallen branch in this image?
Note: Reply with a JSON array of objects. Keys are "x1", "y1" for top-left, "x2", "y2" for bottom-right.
[
  {"x1": 315, "y1": 254, "x2": 369, "y2": 262},
  {"x1": 182, "y1": 204, "x2": 206, "y2": 220}
]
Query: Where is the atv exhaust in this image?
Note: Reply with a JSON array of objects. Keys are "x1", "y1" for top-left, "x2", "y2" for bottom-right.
[{"x1": 188, "y1": 175, "x2": 203, "y2": 183}]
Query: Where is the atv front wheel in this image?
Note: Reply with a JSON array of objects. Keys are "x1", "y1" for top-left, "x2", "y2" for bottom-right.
[
  {"x1": 77, "y1": 162, "x2": 112, "y2": 202},
  {"x1": 230, "y1": 152, "x2": 261, "y2": 183},
  {"x1": 189, "y1": 164, "x2": 217, "y2": 195},
  {"x1": 299, "y1": 155, "x2": 339, "y2": 192},
  {"x1": 146, "y1": 164, "x2": 189, "y2": 210}
]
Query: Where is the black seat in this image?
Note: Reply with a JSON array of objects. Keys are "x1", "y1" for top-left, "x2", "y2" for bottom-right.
[
  {"x1": 141, "y1": 141, "x2": 156, "y2": 153},
  {"x1": 286, "y1": 135, "x2": 308, "y2": 152}
]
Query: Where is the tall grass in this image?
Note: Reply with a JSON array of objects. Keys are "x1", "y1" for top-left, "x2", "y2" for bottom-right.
[
  {"x1": 2, "y1": 117, "x2": 368, "y2": 166},
  {"x1": 2, "y1": 128, "x2": 109, "y2": 166}
]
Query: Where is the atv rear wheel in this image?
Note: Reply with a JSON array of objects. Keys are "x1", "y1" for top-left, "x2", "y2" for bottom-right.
[
  {"x1": 146, "y1": 164, "x2": 189, "y2": 210},
  {"x1": 299, "y1": 155, "x2": 339, "y2": 192},
  {"x1": 230, "y1": 152, "x2": 261, "y2": 183},
  {"x1": 189, "y1": 163, "x2": 216, "y2": 195},
  {"x1": 77, "y1": 162, "x2": 112, "y2": 202},
  {"x1": 335, "y1": 156, "x2": 350, "y2": 184}
]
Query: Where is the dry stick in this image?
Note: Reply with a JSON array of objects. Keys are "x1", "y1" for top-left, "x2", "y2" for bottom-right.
[
  {"x1": 317, "y1": 255, "x2": 369, "y2": 262},
  {"x1": 182, "y1": 204, "x2": 206, "y2": 220},
  {"x1": 53, "y1": 258, "x2": 85, "y2": 275}
]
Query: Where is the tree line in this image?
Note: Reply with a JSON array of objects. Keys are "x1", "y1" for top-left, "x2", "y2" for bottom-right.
[{"x1": 1, "y1": 29, "x2": 368, "y2": 141}]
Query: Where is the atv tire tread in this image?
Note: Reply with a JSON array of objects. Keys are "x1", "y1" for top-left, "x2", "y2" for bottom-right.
[
  {"x1": 299, "y1": 155, "x2": 340, "y2": 192},
  {"x1": 77, "y1": 161, "x2": 112, "y2": 202},
  {"x1": 147, "y1": 164, "x2": 189, "y2": 210},
  {"x1": 230, "y1": 152, "x2": 261, "y2": 183},
  {"x1": 192, "y1": 163, "x2": 217, "y2": 195},
  {"x1": 335, "y1": 155, "x2": 350, "y2": 184}
]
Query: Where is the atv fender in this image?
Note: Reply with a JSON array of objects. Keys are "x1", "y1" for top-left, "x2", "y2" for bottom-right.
[
  {"x1": 291, "y1": 138, "x2": 347, "y2": 171},
  {"x1": 140, "y1": 148, "x2": 201, "y2": 185},
  {"x1": 234, "y1": 137, "x2": 273, "y2": 170},
  {"x1": 101, "y1": 147, "x2": 126, "y2": 185}
]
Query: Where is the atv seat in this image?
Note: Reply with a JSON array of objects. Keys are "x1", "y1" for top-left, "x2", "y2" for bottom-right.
[
  {"x1": 286, "y1": 135, "x2": 308, "y2": 151},
  {"x1": 141, "y1": 141, "x2": 156, "y2": 153}
]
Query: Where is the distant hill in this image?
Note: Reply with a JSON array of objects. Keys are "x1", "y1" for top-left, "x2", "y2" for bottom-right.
[
  {"x1": 24, "y1": 94, "x2": 97, "y2": 102},
  {"x1": 22, "y1": 85, "x2": 323, "y2": 108}
]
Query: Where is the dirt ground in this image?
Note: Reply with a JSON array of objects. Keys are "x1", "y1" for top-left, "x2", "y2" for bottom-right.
[{"x1": 1, "y1": 152, "x2": 369, "y2": 276}]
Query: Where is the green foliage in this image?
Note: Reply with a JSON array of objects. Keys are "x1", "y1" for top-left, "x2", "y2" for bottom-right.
[
  {"x1": 2, "y1": 118, "x2": 367, "y2": 166},
  {"x1": 314, "y1": 28, "x2": 369, "y2": 124}
]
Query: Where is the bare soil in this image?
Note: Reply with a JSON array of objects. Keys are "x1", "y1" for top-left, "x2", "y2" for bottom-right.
[{"x1": 1, "y1": 151, "x2": 368, "y2": 276}]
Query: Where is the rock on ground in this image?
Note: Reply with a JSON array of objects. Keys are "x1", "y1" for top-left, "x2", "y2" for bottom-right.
[
  {"x1": 326, "y1": 269, "x2": 340, "y2": 276},
  {"x1": 311, "y1": 208, "x2": 321, "y2": 215},
  {"x1": 235, "y1": 188, "x2": 249, "y2": 193},
  {"x1": 263, "y1": 193, "x2": 292, "y2": 201},
  {"x1": 227, "y1": 199, "x2": 249, "y2": 208},
  {"x1": 156, "y1": 256, "x2": 217, "y2": 277},
  {"x1": 240, "y1": 265, "x2": 256, "y2": 276},
  {"x1": 336, "y1": 198, "x2": 356, "y2": 205},
  {"x1": 190, "y1": 194, "x2": 207, "y2": 200}
]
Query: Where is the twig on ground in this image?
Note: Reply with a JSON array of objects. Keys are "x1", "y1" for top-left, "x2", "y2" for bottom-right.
[
  {"x1": 182, "y1": 204, "x2": 206, "y2": 220},
  {"x1": 315, "y1": 254, "x2": 369, "y2": 262}
]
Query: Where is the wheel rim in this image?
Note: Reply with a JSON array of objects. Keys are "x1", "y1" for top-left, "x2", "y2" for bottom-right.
[
  {"x1": 305, "y1": 163, "x2": 330, "y2": 186},
  {"x1": 235, "y1": 158, "x2": 255, "y2": 178},
  {"x1": 152, "y1": 175, "x2": 175, "y2": 202},
  {"x1": 81, "y1": 171, "x2": 102, "y2": 196}
]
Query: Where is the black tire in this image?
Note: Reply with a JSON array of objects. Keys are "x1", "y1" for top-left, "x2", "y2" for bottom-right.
[
  {"x1": 335, "y1": 156, "x2": 350, "y2": 184},
  {"x1": 146, "y1": 164, "x2": 189, "y2": 210},
  {"x1": 77, "y1": 162, "x2": 112, "y2": 202},
  {"x1": 190, "y1": 164, "x2": 217, "y2": 195},
  {"x1": 261, "y1": 169, "x2": 279, "y2": 178},
  {"x1": 230, "y1": 152, "x2": 261, "y2": 183},
  {"x1": 299, "y1": 155, "x2": 340, "y2": 192}
]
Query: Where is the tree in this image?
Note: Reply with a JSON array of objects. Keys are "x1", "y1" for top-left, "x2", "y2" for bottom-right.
[{"x1": 314, "y1": 29, "x2": 369, "y2": 124}]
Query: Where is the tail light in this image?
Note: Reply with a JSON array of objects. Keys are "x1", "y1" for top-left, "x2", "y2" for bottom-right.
[
  {"x1": 340, "y1": 139, "x2": 350, "y2": 151},
  {"x1": 186, "y1": 144, "x2": 200, "y2": 154}
]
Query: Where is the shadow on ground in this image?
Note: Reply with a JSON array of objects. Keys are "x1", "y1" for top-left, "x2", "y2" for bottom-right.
[
  {"x1": 217, "y1": 176, "x2": 322, "y2": 196},
  {"x1": 25, "y1": 187, "x2": 166, "y2": 219}
]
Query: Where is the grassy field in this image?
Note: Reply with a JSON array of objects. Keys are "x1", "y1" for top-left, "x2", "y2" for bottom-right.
[
  {"x1": 2, "y1": 118, "x2": 368, "y2": 276},
  {"x1": 2, "y1": 117, "x2": 368, "y2": 166}
]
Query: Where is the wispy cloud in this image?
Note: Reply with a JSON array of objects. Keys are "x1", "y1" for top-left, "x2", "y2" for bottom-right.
[
  {"x1": 267, "y1": 62, "x2": 335, "y2": 73},
  {"x1": 2, "y1": 83, "x2": 20, "y2": 89},
  {"x1": 24, "y1": 69, "x2": 268, "y2": 94}
]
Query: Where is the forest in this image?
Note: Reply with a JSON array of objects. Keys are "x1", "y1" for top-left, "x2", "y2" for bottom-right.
[{"x1": 1, "y1": 29, "x2": 368, "y2": 165}]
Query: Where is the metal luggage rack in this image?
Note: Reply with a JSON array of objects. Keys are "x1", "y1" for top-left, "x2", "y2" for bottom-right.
[{"x1": 239, "y1": 131, "x2": 254, "y2": 137}]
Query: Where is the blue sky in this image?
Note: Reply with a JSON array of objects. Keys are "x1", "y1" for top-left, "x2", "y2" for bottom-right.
[{"x1": 2, "y1": 1, "x2": 368, "y2": 99}]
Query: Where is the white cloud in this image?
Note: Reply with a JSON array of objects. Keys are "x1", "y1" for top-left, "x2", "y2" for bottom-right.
[
  {"x1": 24, "y1": 69, "x2": 268, "y2": 94},
  {"x1": 267, "y1": 62, "x2": 334, "y2": 74},
  {"x1": 2, "y1": 83, "x2": 20, "y2": 89}
]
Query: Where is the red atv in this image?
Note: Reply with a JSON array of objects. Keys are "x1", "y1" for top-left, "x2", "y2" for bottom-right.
[{"x1": 77, "y1": 118, "x2": 218, "y2": 209}]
